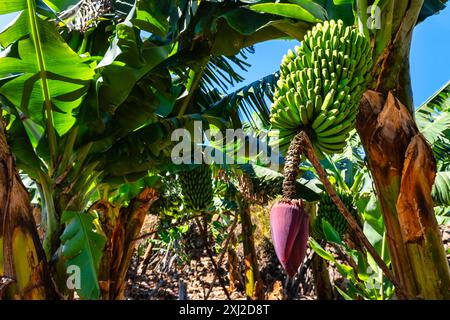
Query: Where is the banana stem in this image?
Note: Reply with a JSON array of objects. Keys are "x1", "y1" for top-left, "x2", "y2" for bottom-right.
[
  {"x1": 356, "y1": 0, "x2": 370, "y2": 39},
  {"x1": 194, "y1": 217, "x2": 231, "y2": 300},
  {"x1": 379, "y1": 230, "x2": 387, "y2": 299},
  {"x1": 39, "y1": 172, "x2": 59, "y2": 260},
  {"x1": 281, "y1": 130, "x2": 304, "y2": 200},
  {"x1": 205, "y1": 215, "x2": 239, "y2": 300},
  {"x1": 295, "y1": 130, "x2": 407, "y2": 299}
]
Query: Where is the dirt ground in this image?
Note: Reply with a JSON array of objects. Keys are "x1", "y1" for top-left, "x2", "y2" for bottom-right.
[{"x1": 125, "y1": 221, "x2": 450, "y2": 300}]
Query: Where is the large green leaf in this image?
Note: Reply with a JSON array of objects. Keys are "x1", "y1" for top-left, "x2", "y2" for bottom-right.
[
  {"x1": 0, "y1": 10, "x2": 29, "y2": 48},
  {"x1": 60, "y1": 210, "x2": 106, "y2": 300},
  {"x1": 0, "y1": 0, "x2": 26, "y2": 14},
  {"x1": 418, "y1": 110, "x2": 450, "y2": 147},
  {"x1": 96, "y1": 22, "x2": 171, "y2": 113},
  {"x1": 210, "y1": 6, "x2": 315, "y2": 55},
  {"x1": 309, "y1": 237, "x2": 335, "y2": 261},
  {"x1": 132, "y1": 0, "x2": 169, "y2": 37},
  {"x1": 322, "y1": 220, "x2": 344, "y2": 245},
  {"x1": 250, "y1": 2, "x2": 326, "y2": 22},
  {"x1": 3, "y1": 110, "x2": 44, "y2": 179},
  {"x1": 432, "y1": 172, "x2": 450, "y2": 207},
  {"x1": 0, "y1": 8, "x2": 94, "y2": 136},
  {"x1": 43, "y1": 0, "x2": 79, "y2": 12},
  {"x1": 312, "y1": 0, "x2": 355, "y2": 25}
]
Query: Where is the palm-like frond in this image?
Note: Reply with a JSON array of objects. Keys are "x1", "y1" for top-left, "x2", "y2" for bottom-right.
[
  {"x1": 418, "y1": 0, "x2": 448, "y2": 24},
  {"x1": 416, "y1": 81, "x2": 450, "y2": 169},
  {"x1": 201, "y1": 47, "x2": 255, "y2": 93},
  {"x1": 204, "y1": 72, "x2": 278, "y2": 130}
]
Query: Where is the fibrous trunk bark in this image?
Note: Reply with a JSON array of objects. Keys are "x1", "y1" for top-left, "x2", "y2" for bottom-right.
[
  {"x1": 0, "y1": 123, "x2": 56, "y2": 299},
  {"x1": 95, "y1": 188, "x2": 158, "y2": 300},
  {"x1": 357, "y1": 91, "x2": 450, "y2": 299},
  {"x1": 238, "y1": 198, "x2": 264, "y2": 300},
  {"x1": 227, "y1": 231, "x2": 242, "y2": 293}
]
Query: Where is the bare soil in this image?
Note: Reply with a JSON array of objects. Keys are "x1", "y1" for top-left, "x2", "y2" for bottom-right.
[{"x1": 125, "y1": 221, "x2": 450, "y2": 300}]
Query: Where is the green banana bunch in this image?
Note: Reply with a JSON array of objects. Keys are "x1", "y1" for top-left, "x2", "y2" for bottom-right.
[
  {"x1": 311, "y1": 191, "x2": 358, "y2": 240},
  {"x1": 179, "y1": 164, "x2": 214, "y2": 212},
  {"x1": 269, "y1": 20, "x2": 372, "y2": 157}
]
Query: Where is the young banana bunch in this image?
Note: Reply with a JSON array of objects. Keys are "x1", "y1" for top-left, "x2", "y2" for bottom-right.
[
  {"x1": 270, "y1": 20, "x2": 373, "y2": 157},
  {"x1": 311, "y1": 191, "x2": 358, "y2": 240},
  {"x1": 179, "y1": 164, "x2": 214, "y2": 212}
]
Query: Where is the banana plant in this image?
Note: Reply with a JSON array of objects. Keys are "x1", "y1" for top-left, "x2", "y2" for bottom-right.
[
  {"x1": 211, "y1": 0, "x2": 450, "y2": 299},
  {"x1": 351, "y1": 0, "x2": 450, "y2": 299},
  {"x1": 0, "y1": 0, "x2": 334, "y2": 300}
]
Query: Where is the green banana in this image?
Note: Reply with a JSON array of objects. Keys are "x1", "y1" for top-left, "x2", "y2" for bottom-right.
[
  {"x1": 314, "y1": 115, "x2": 336, "y2": 133},
  {"x1": 317, "y1": 132, "x2": 350, "y2": 144},
  {"x1": 306, "y1": 100, "x2": 315, "y2": 122},
  {"x1": 299, "y1": 104, "x2": 309, "y2": 126},
  {"x1": 311, "y1": 113, "x2": 328, "y2": 130}
]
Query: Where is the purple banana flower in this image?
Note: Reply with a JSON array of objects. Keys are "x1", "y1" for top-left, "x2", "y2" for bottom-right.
[{"x1": 270, "y1": 201, "x2": 309, "y2": 277}]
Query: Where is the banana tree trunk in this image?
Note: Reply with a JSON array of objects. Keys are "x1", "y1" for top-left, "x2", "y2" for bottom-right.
[
  {"x1": 355, "y1": 0, "x2": 450, "y2": 299},
  {"x1": 94, "y1": 188, "x2": 159, "y2": 300},
  {"x1": 357, "y1": 91, "x2": 450, "y2": 299},
  {"x1": 0, "y1": 123, "x2": 56, "y2": 299},
  {"x1": 227, "y1": 231, "x2": 242, "y2": 293},
  {"x1": 238, "y1": 198, "x2": 264, "y2": 300}
]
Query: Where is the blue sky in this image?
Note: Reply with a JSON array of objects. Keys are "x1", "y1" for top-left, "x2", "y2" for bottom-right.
[
  {"x1": 0, "y1": 6, "x2": 449, "y2": 107},
  {"x1": 229, "y1": 7, "x2": 450, "y2": 108}
]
